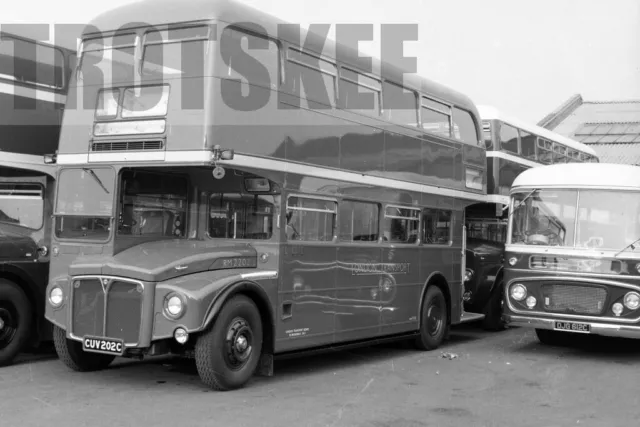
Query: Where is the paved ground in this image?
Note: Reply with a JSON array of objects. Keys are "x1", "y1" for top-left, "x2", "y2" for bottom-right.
[{"x1": 1, "y1": 323, "x2": 640, "y2": 427}]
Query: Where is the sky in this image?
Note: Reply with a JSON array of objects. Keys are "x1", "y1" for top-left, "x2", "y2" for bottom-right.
[{"x1": 2, "y1": 0, "x2": 639, "y2": 123}]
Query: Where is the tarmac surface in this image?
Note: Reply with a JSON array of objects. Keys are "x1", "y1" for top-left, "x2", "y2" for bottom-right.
[{"x1": 1, "y1": 323, "x2": 639, "y2": 427}]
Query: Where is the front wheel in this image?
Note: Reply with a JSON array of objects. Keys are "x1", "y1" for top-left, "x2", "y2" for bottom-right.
[
  {"x1": 414, "y1": 286, "x2": 448, "y2": 350},
  {"x1": 195, "y1": 295, "x2": 263, "y2": 391},
  {"x1": 482, "y1": 282, "x2": 506, "y2": 331},
  {"x1": 0, "y1": 280, "x2": 33, "y2": 367},
  {"x1": 52, "y1": 326, "x2": 115, "y2": 372}
]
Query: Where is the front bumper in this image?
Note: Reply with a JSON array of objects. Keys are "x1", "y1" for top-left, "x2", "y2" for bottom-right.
[{"x1": 504, "y1": 314, "x2": 640, "y2": 340}]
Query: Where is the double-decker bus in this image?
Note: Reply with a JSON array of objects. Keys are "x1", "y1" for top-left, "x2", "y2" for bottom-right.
[
  {"x1": 0, "y1": 31, "x2": 75, "y2": 365},
  {"x1": 44, "y1": 0, "x2": 488, "y2": 390},
  {"x1": 502, "y1": 163, "x2": 640, "y2": 345},
  {"x1": 461, "y1": 105, "x2": 599, "y2": 330}
]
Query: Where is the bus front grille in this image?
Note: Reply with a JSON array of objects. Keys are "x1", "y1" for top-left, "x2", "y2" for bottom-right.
[
  {"x1": 542, "y1": 284, "x2": 607, "y2": 315},
  {"x1": 71, "y1": 277, "x2": 143, "y2": 345}
]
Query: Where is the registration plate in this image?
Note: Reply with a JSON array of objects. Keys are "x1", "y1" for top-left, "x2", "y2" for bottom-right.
[
  {"x1": 82, "y1": 336, "x2": 125, "y2": 356},
  {"x1": 554, "y1": 321, "x2": 591, "y2": 334}
]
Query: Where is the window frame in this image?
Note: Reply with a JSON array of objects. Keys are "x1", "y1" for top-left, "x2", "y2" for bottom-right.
[
  {"x1": 383, "y1": 204, "x2": 421, "y2": 245},
  {"x1": 285, "y1": 194, "x2": 338, "y2": 243}
]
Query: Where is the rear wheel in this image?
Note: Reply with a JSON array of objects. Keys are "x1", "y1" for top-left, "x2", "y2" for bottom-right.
[
  {"x1": 535, "y1": 329, "x2": 566, "y2": 346},
  {"x1": 482, "y1": 281, "x2": 506, "y2": 331},
  {"x1": 53, "y1": 326, "x2": 115, "y2": 371},
  {"x1": 0, "y1": 280, "x2": 33, "y2": 367},
  {"x1": 414, "y1": 286, "x2": 448, "y2": 350},
  {"x1": 195, "y1": 295, "x2": 263, "y2": 391}
]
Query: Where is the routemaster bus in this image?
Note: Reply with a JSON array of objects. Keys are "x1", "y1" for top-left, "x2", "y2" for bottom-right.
[
  {"x1": 44, "y1": 0, "x2": 488, "y2": 390},
  {"x1": 0, "y1": 31, "x2": 75, "y2": 365},
  {"x1": 502, "y1": 162, "x2": 640, "y2": 345},
  {"x1": 461, "y1": 105, "x2": 599, "y2": 330}
]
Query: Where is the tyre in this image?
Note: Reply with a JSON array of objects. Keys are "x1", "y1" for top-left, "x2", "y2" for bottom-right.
[
  {"x1": 482, "y1": 282, "x2": 506, "y2": 331},
  {"x1": 0, "y1": 279, "x2": 33, "y2": 367},
  {"x1": 195, "y1": 295, "x2": 263, "y2": 391},
  {"x1": 53, "y1": 326, "x2": 115, "y2": 372},
  {"x1": 414, "y1": 286, "x2": 448, "y2": 350},
  {"x1": 535, "y1": 329, "x2": 566, "y2": 346}
]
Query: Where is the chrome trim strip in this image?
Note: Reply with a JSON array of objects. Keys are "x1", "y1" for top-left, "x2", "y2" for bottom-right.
[
  {"x1": 504, "y1": 314, "x2": 640, "y2": 339},
  {"x1": 505, "y1": 275, "x2": 640, "y2": 323},
  {"x1": 241, "y1": 271, "x2": 278, "y2": 280},
  {"x1": 68, "y1": 275, "x2": 145, "y2": 347},
  {"x1": 486, "y1": 151, "x2": 540, "y2": 168},
  {"x1": 509, "y1": 267, "x2": 640, "y2": 281},
  {"x1": 0, "y1": 80, "x2": 66, "y2": 103},
  {"x1": 505, "y1": 245, "x2": 640, "y2": 260},
  {"x1": 56, "y1": 152, "x2": 489, "y2": 203},
  {"x1": 88, "y1": 151, "x2": 166, "y2": 163}
]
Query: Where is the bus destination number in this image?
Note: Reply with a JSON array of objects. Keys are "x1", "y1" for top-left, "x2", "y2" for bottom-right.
[{"x1": 222, "y1": 257, "x2": 257, "y2": 269}]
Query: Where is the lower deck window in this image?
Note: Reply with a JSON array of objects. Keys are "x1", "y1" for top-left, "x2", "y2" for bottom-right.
[
  {"x1": 384, "y1": 206, "x2": 420, "y2": 243},
  {"x1": 209, "y1": 193, "x2": 274, "y2": 240},
  {"x1": 286, "y1": 196, "x2": 336, "y2": 241},
  {"x1": 0, "y1": 183, "x2": 44, "y2": 230}
]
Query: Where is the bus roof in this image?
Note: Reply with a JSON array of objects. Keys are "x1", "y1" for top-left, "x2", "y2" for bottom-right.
[
  {"x1": 477, "y1": 105, "x2": 597, "y2": 157},
  {"x1": 511, "y1": 163, "x2": 640, "y2": 190},
  {"x1": 83, "y1": 0, "x2": 479, "y2": 117}
]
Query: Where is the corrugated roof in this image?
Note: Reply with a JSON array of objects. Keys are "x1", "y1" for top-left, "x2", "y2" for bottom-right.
[{"x1": 586, "y1": 143, "x2": 640, "y2": 166}]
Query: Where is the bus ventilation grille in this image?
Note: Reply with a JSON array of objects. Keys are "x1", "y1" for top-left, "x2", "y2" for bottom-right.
[{"x1": 91, "y1": 140, "x2": 164, "y2": 152}]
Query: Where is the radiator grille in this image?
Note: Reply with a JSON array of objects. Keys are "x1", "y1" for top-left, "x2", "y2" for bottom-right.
[
  {"x1": 542, "y1": 283, "x2": 607, "y2": 315},
  {"x1": 91, "y1": 140, "x2": 163, "y2": 152},
  {"x1": 71, "y1": 277, "x2": 143, "y2": 344}
]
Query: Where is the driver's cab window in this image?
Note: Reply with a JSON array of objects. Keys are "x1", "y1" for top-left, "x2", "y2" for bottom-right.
[
  {"x1": 0, "y1": 182, "x2": 44, "y2": 230},
  {"x1": 285, "y1": 196, "x2": 336, "y2": 242},
  {"x1": 118, "y1": 171, "x2": 188, "y2": 237},
  {"x1": 511, "y1": 190, "x2": 576, "y2": 246}
]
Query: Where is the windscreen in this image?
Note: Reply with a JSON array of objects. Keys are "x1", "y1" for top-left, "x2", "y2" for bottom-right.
[{"x1": 510, "y1": 189, "x2": 640, "y2": 251}]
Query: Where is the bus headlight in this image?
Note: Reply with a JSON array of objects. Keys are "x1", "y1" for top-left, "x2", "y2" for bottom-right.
[
  {"x1": 510, "y1": 284, "x2": 527, "y2": 301},
  {"x1": 623, "y1": 292, "x2": 640, "y2": 310},
  {"x1": 464, "y1": 268, "x2": 474, "y2": 282},
  {"x1": 49, "y1": 286, "x2": 63, "y2": 307},
  {"x1": 164, "y1": 293, "x2": 186, "y2": 319}
]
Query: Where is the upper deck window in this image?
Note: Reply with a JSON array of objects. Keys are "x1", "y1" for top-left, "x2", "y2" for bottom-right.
[
  {"x1": 142, "y1": 25, "x2": 210, "y2": 80},
  {"x1": 552, "y1": 143, "x2": 567, "y2": 163},
  {"x1": 338, "y1": 67, "x2": 381, "y2": 117},
  {"x1": 536, "y1": 138, "x2": 553, "y2": 164},
  {"x1": 220, "y1": 26, "x2": 280, "y2": 91},
  {"x1": 0, "y1": 35, "x2": 65, "y2": 89},
  {"x1": 421, "y1": 97, "x2": 452, "y2": 138},
  {"x1": 79, "y1": 33, "x2": 137, "y2": 85},
  {"x1": 519, "y1": 130, "x2": 537, "y2": 160},
  {"x1": 0, "y1": 183, "x2": 44, "y2": 230},
  {"x1": 382, "y1": 81, "x2": 418, "y2": 127},
  {"x1": 285, "y1": 47, "x2": 336, "y2": 108},
  {"x1": 452, "y1": 107, "x2": 479, "y2": 145},
  {"x1": 209, "y1": 193, "x2": 274, "y2": 240},
  {"x1": 499, "y1": 123, "x2": 519, "y2": 154}
]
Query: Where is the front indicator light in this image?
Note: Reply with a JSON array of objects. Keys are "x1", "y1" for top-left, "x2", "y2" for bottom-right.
[
  {"x1": 93, "y1": 119, "x2": 166, "y2": 136},
  {"x1": 526, "y1": 296, "x2": 537, "y2": 309},
  {"x1": 49, "y1": 286, "x2": 63, "y2": 307},
  {"x1": 174, "y1": 328, "x2": 189, "y2": 344},
  {"x1": 624, "y1": 292, "x2": 640, "y2": 310},
  {"x1": 510, "y1": 284, "x2": 527, "y2": 301},
  {"x1": 464, "y1": 268, "x2": 474, "y2": 282},
  {"x1": 612, "y1": 303, "x2": 624, "y2": 317},
  {"x1": 508, "y1": 257, "x2": 517, "y2": 266}
]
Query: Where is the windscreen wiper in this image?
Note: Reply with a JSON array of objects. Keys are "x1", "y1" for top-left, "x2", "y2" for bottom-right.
[
  {"x1": 82, "y1": 168, "x2": 110, "y2": 194},
  {"x1": 503, "y1": 188, "x2": 538, "y2": 216},
  {"x1": 614, "y1": 236, "x2": 640, "y2": 257}
]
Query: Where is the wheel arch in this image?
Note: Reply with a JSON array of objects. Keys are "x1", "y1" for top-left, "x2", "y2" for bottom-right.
[
  {"x1": 202, "y1": 280, "x2": 275, "y2": 355},
  {"x1": 0, "y1": 266, "x2": 43, "y2": 344},
  {"x1": 418, "y1": 271, "x2": 451, "y2": 328}
]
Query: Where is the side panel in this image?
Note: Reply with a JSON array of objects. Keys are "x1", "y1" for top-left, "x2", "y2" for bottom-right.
[{"x1": 380, "y1": 244, "x2": 421, "y2": 335}]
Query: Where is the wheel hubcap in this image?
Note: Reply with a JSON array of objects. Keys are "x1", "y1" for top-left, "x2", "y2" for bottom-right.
[
  {"x1": 427, "y1": 302, "x2": 443, "y2": 337},
  {"x1": 0, "y1": 305, "x2": 18, "y2": 350},
  {"x1": 225, "y1": 318, "x2": 253, "y2": 370}
]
